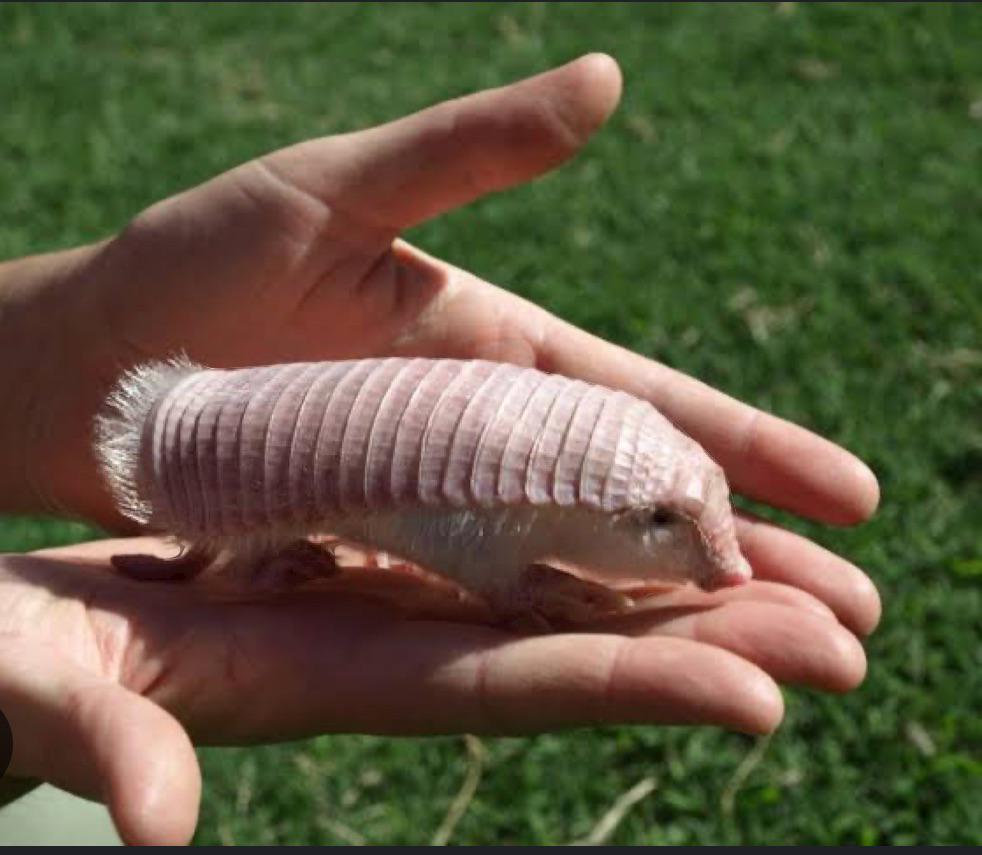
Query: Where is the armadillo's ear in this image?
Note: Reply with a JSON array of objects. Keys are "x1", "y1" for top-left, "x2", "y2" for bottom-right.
[{"x1": 94, "y1": 357, "x2": 202, "y2": 526}]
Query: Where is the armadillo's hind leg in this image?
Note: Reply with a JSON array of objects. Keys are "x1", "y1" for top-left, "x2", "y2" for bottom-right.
[{"x1": 111, "y1": 542, "x2": 215, "y2": 582}]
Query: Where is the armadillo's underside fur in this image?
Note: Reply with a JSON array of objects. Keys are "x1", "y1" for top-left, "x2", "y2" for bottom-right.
[{"x1": 95, "y1": 357, "x2": 750, "y2": 615}]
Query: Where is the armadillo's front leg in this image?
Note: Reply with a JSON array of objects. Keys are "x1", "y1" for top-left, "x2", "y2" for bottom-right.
[
  {"x1": 468, "y1": 562, "x2": 635, "y2": 627},
  {"x1": 521, "y1": 563, "x2": 635, "y2": 625}
]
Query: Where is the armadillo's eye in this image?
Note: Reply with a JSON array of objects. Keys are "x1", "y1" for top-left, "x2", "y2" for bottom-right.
[{"x1": 649, "y1": 508, "x2": 677, "y2": 527}]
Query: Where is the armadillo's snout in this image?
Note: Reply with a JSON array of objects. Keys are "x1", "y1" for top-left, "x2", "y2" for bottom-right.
[
  {"x1": 705, "y1": 549, "x2": 753, "y2": 590},
  {"x1": 680, "y1": 462, "x2": 752, "y2": 591}
]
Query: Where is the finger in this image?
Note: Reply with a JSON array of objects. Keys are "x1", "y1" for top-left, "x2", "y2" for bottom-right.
[
  {"x1": 534, "y1": 311, "x2": 881, "y2": 525},
  {"x1": 0, "y1": 639, "x2": 200, "y2": 845},
  {"x1": 735, "y1": 513, "x2": 882, "y2": 637},
  {"x1": 596, "y1": 600, "x2": 867, "y2": 693},
  {"x1": 454, "y1": 632, "x2": 785, "y2": 735},
  {"x1": 380, "y1": 252, "x2": 880, "y2": 525},
  {"x1": 265, "y1": 53, "x2": 622, "y2": 229},
  {"x1": 629, "y1": 578, "x2": 838, "y2": 623},
  {"x1": 145, "y1": 598, "x2": 784, "y2": 738}
]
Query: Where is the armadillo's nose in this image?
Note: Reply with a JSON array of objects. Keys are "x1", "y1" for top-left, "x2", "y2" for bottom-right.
[
  {"x1": 715, "y1": 555, "x2": 753, "y2": 588},
  {"x1": 695, "y1": 551, "x2": 752, "y2": 592},
  {"x1": 679, "y1": 463, "x2": 752, "y2": 590}
]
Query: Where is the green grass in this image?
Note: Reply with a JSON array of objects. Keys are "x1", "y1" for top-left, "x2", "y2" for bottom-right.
[{"x1": 1, "y1": 1, "x2": 980, "y2": 845}]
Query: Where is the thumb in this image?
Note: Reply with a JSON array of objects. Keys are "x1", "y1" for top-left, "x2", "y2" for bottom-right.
[
  {"x1": 0, "y1": 640, "x2": 200, "y2": 845},
  {"x1": 266, "y1": 52, "x2": 623, "y2": 230}
]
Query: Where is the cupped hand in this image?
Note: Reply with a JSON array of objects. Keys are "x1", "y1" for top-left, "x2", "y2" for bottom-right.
[
  {"x1": 1, "y1": 531, "x2": 872, "y2": 844},
  {"x1": 0, "y1": 53, "x2": 883, "y2": 845}
]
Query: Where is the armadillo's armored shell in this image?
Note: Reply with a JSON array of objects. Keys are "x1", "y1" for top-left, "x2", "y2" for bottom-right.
[{"x1": 96, "y1": 358, "x2": 729, "y2": 543}]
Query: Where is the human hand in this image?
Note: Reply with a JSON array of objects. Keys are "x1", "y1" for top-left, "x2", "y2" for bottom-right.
[
  {"x1": 0, "y1": 53, "x2": 882, "y2": 843},
  {"x1": 1, "y1": 533, "x2": 870, "y2": 844}
]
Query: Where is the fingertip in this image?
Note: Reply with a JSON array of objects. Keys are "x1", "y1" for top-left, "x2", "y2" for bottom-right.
[
  {"x1": 517, "y1": 53, "x2": 625, "y2": 154},
  {"x1": 851, "y1": 571, "x2": 882, "y2": 637},
  {"x1": 750, "y1": 694, "x2": 785, "y2": 736},
  {"x1": 702, "y1": 638, "x2": 784, "y2": 734},
  {"x1": 824, "y1": 627, "x2": 868, "y2": 694},
  {"x1": 577, "y1": 51, "x2": 622, "y2": 78},
  {"x1": 851, "y1": 458, "x2": 881, "y2": 522},
  {"x1": 826, "y1": 454, "x2": 881, "y2": 526},
  {"x1": 680, "y1": 643, "x2": 785, "y2": 735},
  {"x1": 739, "y1": 672, "x2": 785, "y2": 735},
  {"x1": 565, "y1": 52, "x2": 623, "y2": 134},
  {"x1": 106, "y1": 698, "x2": 201, "y2": 845},
  {"x1": 811, "y1": 551, "x2": 882, "y2": 639}
]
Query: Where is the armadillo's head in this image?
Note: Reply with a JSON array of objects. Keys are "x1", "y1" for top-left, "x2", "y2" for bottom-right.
[
  {"x1": 620, "y1": 409, "x2": 752, "y2": 591},
  {"x1": 570, "y1": 504, "x2": 750, "y2": 594},
  {"x1": 550, "y1": 426, "x2": 752, "y2": 591},
  {"x1": 614, "y1": 479, "x2": 752, "y2": 592}
]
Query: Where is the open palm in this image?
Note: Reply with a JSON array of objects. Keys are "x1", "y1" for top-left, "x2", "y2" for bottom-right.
[{"x1": 0, "y1": 55, "x2": 880, "y2": 844}]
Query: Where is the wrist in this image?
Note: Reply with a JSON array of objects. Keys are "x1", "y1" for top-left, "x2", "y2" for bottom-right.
[{"x1": 0, "y1": 242, "x2": 113, "y2": 521}]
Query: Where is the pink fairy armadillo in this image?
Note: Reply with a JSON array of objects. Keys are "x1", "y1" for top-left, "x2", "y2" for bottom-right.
[{"x1": 95, "y1": 357, "x2": 751, "y2": 622}]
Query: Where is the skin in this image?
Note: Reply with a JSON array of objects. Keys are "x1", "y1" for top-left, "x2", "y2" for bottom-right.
[{"x1": 0, "y1": 55, "x2": 881, "y2": 845}]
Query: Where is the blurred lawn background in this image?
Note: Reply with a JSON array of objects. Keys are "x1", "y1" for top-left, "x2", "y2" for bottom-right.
[{"x1": 1, "y1": 1, "x2": 979, "y2": 845}]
